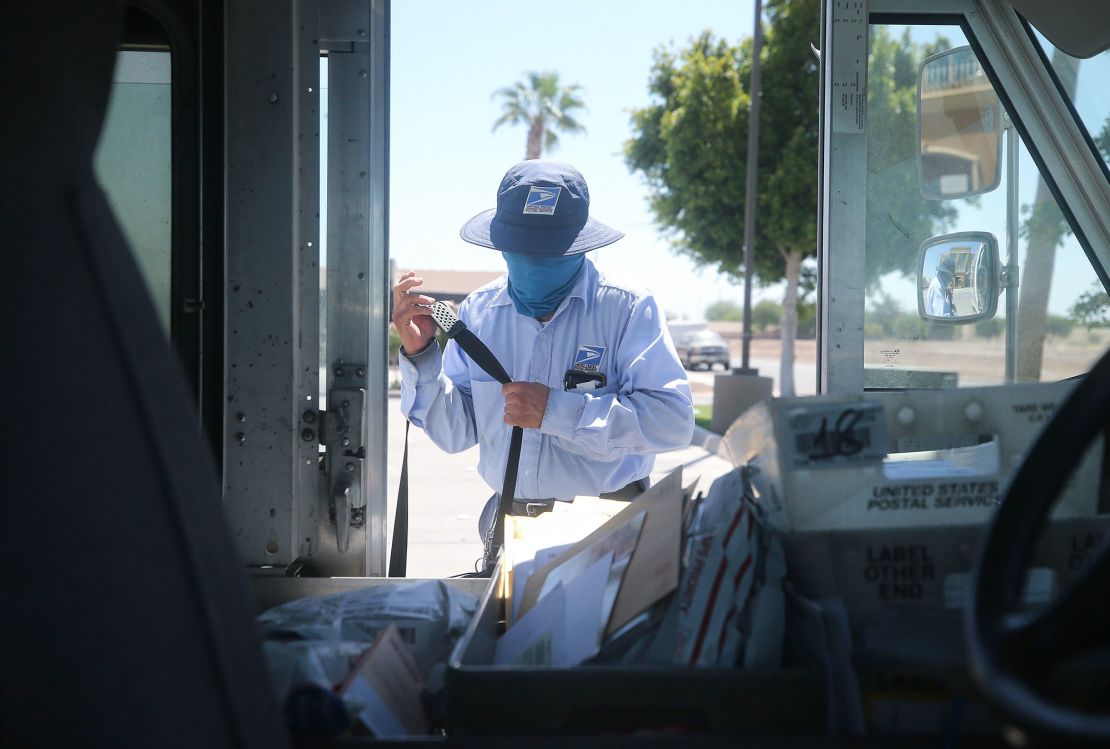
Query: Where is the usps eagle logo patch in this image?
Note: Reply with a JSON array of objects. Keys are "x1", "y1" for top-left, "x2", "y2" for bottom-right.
[
  {"x1": 573, "y1": 345, "x2": 605, "y2": 372},
  {"x1": 523, "y1": 186, "x2": 561, "y2": 215}
]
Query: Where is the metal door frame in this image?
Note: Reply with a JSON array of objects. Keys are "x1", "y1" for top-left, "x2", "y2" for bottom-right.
[
  {"x1": 222, "y1": 0, "x2": 389, "y2": 575},
  {"x1": 318, "y1": 0, "x2": 391, "y2": 577}
]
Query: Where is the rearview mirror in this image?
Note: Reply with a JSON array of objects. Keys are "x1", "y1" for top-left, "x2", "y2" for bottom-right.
[
  {"x1": 918, "y1": 46, "x2": 1003, "y2": 200},
  {"x1": 917, "y1": 232, "x2": 999, "y2": 324}
]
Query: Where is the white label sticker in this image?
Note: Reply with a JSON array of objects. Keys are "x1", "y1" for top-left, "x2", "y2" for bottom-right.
[{"x1": 830, "y1": 0, "x2": 867, "y2": 134}]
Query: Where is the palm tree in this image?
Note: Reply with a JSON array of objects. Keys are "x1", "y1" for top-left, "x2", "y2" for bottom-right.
[{"x1": 492, "y1": 71, "x2": 586, "y2": 160}]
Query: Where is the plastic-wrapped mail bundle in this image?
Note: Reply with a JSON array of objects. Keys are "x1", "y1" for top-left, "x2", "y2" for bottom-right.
[
  {"x1": 259, "y1": 580, "x2": 478, "y2": 677},
  {"x1": 673, "y1": 466, "x2": 785, "y2": 667},
  {"x1": 263, "y1": 640, "x2": 369, "y2": 700}
]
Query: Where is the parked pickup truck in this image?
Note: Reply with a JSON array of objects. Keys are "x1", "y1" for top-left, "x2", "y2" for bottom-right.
[{"x1": 674, "y1": 329, "x2": 731, "y2": 371}]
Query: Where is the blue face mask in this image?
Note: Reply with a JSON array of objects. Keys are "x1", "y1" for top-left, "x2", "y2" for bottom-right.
[{"x1": 503, "y1": 252, "x2": 585, "y2": 318}]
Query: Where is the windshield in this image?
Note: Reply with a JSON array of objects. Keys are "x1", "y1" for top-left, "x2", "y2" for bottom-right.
[{"x1": 861, "y1": 23, "x2": 1110, "y2": 389}]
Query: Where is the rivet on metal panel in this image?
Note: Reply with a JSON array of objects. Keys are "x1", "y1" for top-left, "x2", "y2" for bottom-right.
[
  {"x1": 307, "y1": 86, "x2": 314, "y2": 93},
  {"x1": 345, "y1": 462, "x2": 355, "y2": 472},
  {"x1": 342, "y1": 437, "x2": 350, "y2": 446},
  {"x1": 342, "y1": 400, "x2": 350, "y2": 408},
  {"x1": 964, "y1": 401, "x2": 984, "y2": 423},
  {"x1": 356, "y1": 368, "x2": 366, "y2": 378},
  {"x1": 301, "y1": 428, "x2": 316, "y2": 442},
  {"x1": 896, "y1": 406, "x2": 916, "y2": 426},
  {"x1": 334, "y1": 367, "x2": 344, "y2": 376},
  {"x1": 268, "y1": 92, "x2": 279, "y2": 103},
  {"x1": 358, "y1": 28, "x2": 366, "y2": 36},
  {"x1": 236, "y1": 432, "x2": 246, "y2": 444},
  {"x1": 307, "y1": 241, "x2": 313, "y2": 247},
  {"x1": 266, "y1": 541, "x2": 279, "y2": 554},
  {"x1": 302, "y1": 409, "x2": 317, "y2": 423},
  {"x1": 237, "y1": 412, "x2": 247, "y2": 423},
  {"x1": 359, "y1": 70, "x2": 368, "y2": 79}
]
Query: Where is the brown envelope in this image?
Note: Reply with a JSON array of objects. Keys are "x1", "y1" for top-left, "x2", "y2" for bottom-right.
[{"x1": 517, "y1": 467, "x2": 685, "y2": 638}]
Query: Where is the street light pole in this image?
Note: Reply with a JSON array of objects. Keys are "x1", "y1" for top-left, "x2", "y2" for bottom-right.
[{"x1": 739, "y1": 0, "x2": 763, "y2": 375}]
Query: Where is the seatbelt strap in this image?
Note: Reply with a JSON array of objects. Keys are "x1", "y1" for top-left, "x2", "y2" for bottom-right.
[
  {"x1": 420, "y1": 305, "x2": 536, "y2": 574},
  {"x1": 451, "y1": 331, "x2": 522, "y2": 572},
  {"x1": 489, "y1": 424, "x2": 523, "y2": 563},
  {"x1": 387, "y1": 421, "x2": 410, "y2": 577}
]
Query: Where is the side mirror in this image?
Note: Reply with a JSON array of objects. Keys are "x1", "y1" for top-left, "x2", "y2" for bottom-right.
[
  {"x1": 917, "y1": 232, "x2": 999, "y2": 324},
  {"x1": 918, "y1": 46, "x2": 1003, "y2": 200}
]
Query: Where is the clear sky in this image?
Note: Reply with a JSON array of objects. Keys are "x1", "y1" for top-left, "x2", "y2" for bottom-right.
[{"x1": 387, "y1": 0, "x2": 760, "y2": 320}]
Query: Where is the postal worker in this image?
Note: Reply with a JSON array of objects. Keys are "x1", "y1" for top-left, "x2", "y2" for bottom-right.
[
  {"x1": 926, "y1": 253, "x2": 957, "y2": 318},
  {"x1": 390, "y1": 160, "x2": 694, "y2": 543}
]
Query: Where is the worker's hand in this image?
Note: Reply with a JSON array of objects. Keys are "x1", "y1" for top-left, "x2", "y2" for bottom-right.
[
  {"x1": 502, "y1": 382, "x2": 550, "y2": 429},
  {"x1": 391, "y1": 271, "x2": 439, "y2": 354}
]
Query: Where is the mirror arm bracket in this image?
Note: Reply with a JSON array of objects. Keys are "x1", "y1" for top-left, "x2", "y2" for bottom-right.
[{"x1": 1001, "y1": 264, "x2": 1020, "y2": 290}]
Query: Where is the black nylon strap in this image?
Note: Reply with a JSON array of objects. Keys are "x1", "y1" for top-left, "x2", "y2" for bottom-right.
[
  {"x1": 388, "y1": 421, "x2": 410, "y2": 577},
  {"x1": 491, "y1": 425, "x2": 524, "y2": 555},
  {"x1": 455, "y1": 328, "x2": 512, "y2": 385},
  {"x1": 448, "y1": 329, "x2": 524, "y2": 571}
]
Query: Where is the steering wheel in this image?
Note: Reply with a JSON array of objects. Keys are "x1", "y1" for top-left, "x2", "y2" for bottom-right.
[{"x1": 967, "y1": 348, "x2": 1110, "y2": 741}]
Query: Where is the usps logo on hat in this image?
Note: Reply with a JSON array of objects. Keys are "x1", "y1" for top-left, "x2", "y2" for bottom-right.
[
  {"x1": 573, "y1": 345, "x2": 605, "y2": 372},
  {"x1": 523, "y1": 186, "x2": 561, "y2": 215}
]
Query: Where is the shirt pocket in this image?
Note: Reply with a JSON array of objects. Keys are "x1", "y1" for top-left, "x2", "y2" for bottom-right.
[
  {"x1": 582, "y1": 375, "x2": 619, "y2": 399},
  {"x1": 469, "y1": 378, "x2": 505, "y2": 443}
]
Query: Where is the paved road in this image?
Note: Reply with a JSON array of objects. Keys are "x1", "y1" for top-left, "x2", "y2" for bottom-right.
[
  {"x1": 685, "y1": 357, "x2": 818, "y2": 400},
  {"x1": 384, "y1": 392, "x2": 734, "y2": 578}
]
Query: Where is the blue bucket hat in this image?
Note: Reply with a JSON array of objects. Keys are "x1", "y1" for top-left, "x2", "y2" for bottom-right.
[{"x1": 459, "y1": 160, "x2": 624, "y2": 256}]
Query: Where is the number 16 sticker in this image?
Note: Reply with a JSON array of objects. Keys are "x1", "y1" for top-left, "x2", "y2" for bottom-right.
[{"x1": 785, "y1": 400, "x2": 886, "y2": 469}]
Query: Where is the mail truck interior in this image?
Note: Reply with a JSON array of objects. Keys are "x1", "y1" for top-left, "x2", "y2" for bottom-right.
[{"x1": 6, "y1": 0, "x2": 1110, "y2": 746}]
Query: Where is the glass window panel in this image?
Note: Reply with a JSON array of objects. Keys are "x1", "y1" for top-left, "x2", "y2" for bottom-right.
[
  {"x1": 863, "y1": 24, "x2": 1109, "y2": 389},
  {"x1": 93, "y1": 50, "x2": 173, "y2": 334},
  {"x1": 1031, "y1": 29, "x2": 1110, "y2": 177}
]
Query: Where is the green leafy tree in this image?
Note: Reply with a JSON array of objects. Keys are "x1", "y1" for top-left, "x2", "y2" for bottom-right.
[
  {"x1": 705, "y1": 300, "x2": 744, "y2": 322},
  {"x1": 625, "y1": 0, "x2": 819, "y2": 395},
  {"x1": 492, "y1": 71, "x2": 586, "y2": 160},
  {"x1": 753, "y1": 299, "x2": 782, "y2": 331},
  {"x1": 625, "y1": 12, "x2": 959, "y2": 392},
  {"x1": 1070, "y1": 282, "x2": 1110, "y2": 328},
  {"x1": 796, "y1": 300, "x2": 817, "y2": 338}
]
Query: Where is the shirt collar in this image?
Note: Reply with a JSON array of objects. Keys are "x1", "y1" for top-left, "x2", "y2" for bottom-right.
[{"x1": 487, "y1": 256, "x2": 597, "y2": 316}]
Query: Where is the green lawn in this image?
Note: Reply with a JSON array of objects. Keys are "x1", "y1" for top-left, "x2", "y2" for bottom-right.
[{"x1": 693, "y1": 404, "x2": 712, "y2": 432}]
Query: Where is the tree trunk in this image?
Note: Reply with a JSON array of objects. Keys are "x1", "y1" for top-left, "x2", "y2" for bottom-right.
[
  {"x1": 526, "y1": 119, "x2": 544, "y2": 160},
  {"x1": 779, "y1": 249, "x2": 802, "y2": 397},
  {"x1": 1015, "y1": 51, "x2": 1078, "y2": 381}
]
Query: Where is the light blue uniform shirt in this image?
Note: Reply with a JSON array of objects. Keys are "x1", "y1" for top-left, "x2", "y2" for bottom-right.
[{"x1": 399, "y1": 258, "x2": 694, "y2": 501}]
